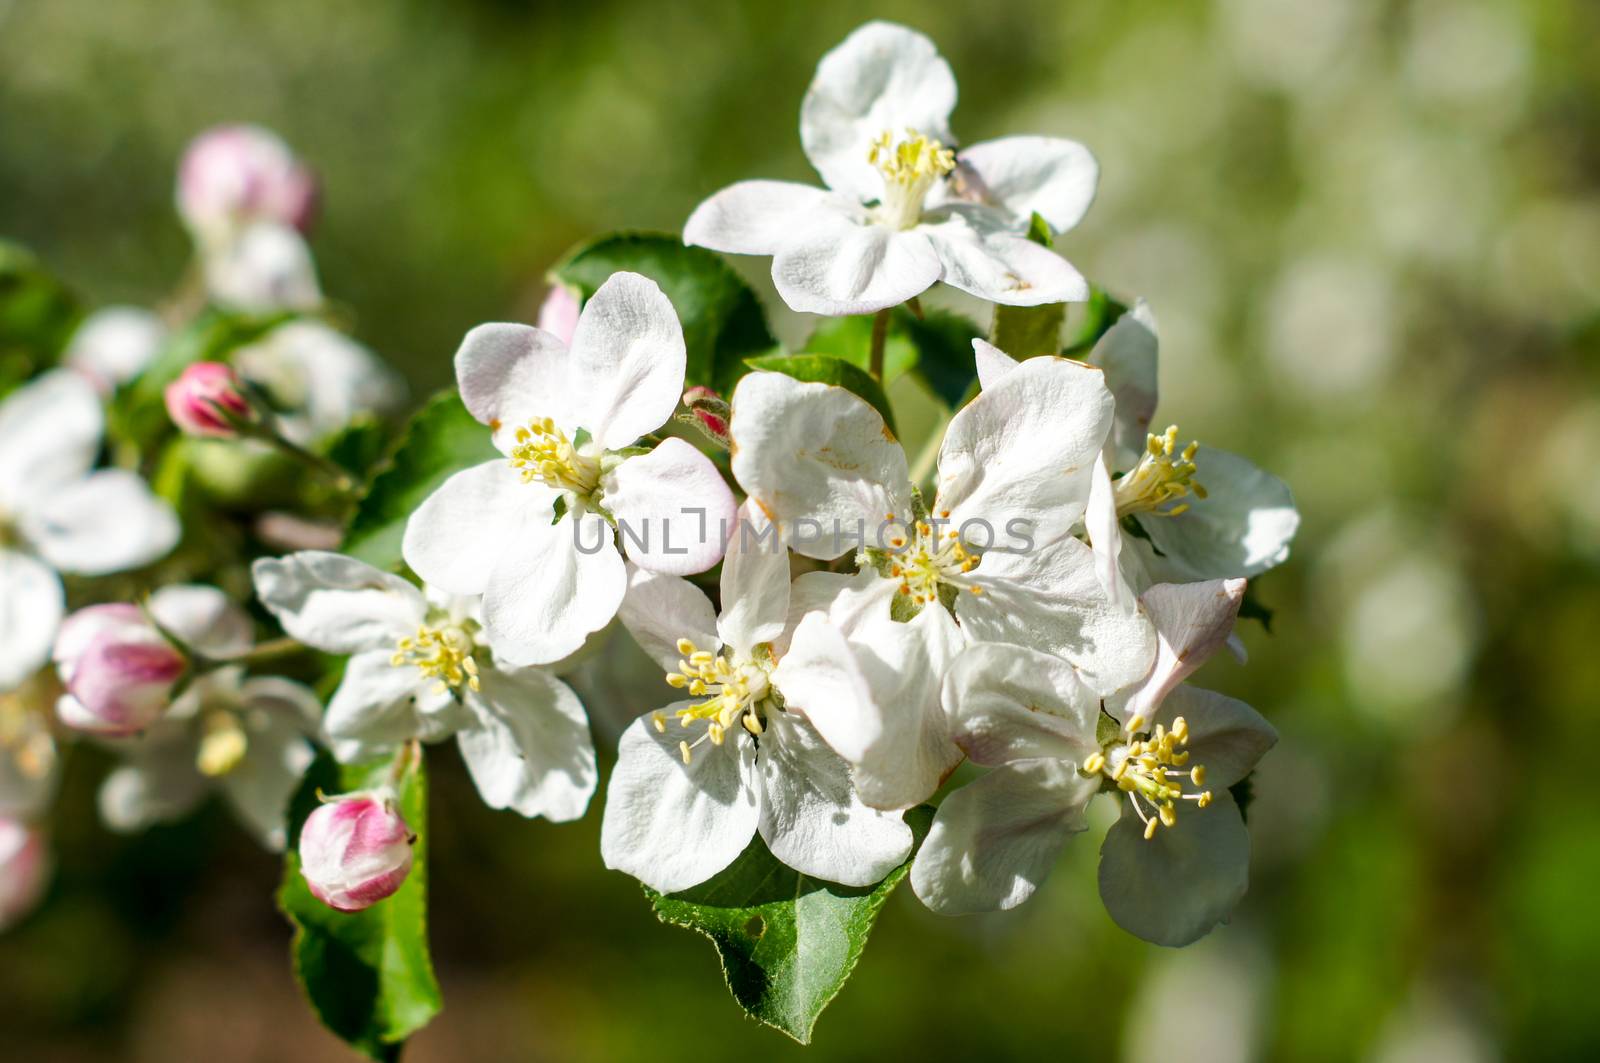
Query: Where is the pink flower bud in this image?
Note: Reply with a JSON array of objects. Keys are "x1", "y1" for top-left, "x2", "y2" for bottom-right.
[
  {"x1": 53, "y1": 604, "x2": 186, "y2": 737},
  {"x1": 536, "y1": 285, "x2": 581, "y2": 346},
  {"x1": 0, "y1": 820, "x2": 49, "y2": 931},
  {"x1": 679, "y1": 386, "x2": 731, "y2": 446},
  {"x1": 177, "y1": 124, "x2": 317, "y2": 239},
  {"x1": 299, "y1": 791, "x2": 414, "y2": 912},
  {"x1": 165, "y1": 361, "x2": 252, "y2": 437}
]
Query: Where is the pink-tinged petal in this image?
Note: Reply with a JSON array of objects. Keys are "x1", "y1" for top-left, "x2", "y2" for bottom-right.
[
  {"x1": 684, "y1": 180, "x2": 835, "y2": 256},
  {"x1": 535, "y1": 285, "x2": 580, "y2": 346},
  {"x1": 603, "y1": 438, "x2": 735, "y2": 576},
  {"x1": 298, "y1": 791, "x2": 414, "y2": 912},
  {"x1": 1113, "y1": 578, "x2": 1247, "y2": 726},
  {"x1": 0, "y1": 820, "x2": 51, "y2": 930}
]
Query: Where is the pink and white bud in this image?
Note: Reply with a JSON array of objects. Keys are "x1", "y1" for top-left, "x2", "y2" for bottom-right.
[
  {"x1": 0, "y1": 820, "x2": 49, "y2": 931},
  {"x1": 165, "y1": 361, "x2": 252, "y2": 437},
  {"x1": 536, "y1": 285, "x2": 581, "y2": 346},
  {"x1": 678, "y1": 385, "x2": 731, "y2": 447},
  {"x1": 53, "y1": 604, "x2": 186, "y2": 737},
  {"x1": 176, "y1": 124, "x2": 317, "y2": 240},
  {"x1": 299, "y1": 791, "x2": 414, "y2": 912}
]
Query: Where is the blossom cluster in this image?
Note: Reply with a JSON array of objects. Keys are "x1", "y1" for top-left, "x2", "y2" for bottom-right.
[{"x1": 0, "y1": 19, "x2": 1298, "y2": 1045}]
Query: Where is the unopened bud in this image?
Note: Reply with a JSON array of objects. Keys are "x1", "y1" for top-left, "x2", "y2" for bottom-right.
[
  {"x1": 177, "y1": 124, "x2": 317, "y2": 240},
  {"x1": 298, "y1": 791, "x2": 414, "y2": 912},
  {"x1": 536, "y1": 285, "x2": 580, "y2": 346},
  {"x1": 52, "y1": 604, "x2": 186, "y2": 737},
  {"x1": 678, "y1": 386, "x2": 731, "y2": 447},
  {"x1": 165, "y1": 361, "x2": 252, "y2": 437},
  {"x1": 0, "y1": 820, "x2": 49, "y2": 931}
]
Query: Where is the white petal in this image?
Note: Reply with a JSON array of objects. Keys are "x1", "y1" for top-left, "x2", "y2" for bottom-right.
[
  {"x1": 1087, "y1": 300, "x2": 1161, "y2": 471},
  {"x1": 717, "y1": 500, "x2": 790, "y2": 653},
  {"x1": 1085, "y1": 452, "x2": 1128, "y2": 607},
  {"x1": 616, "y1": 564, "x2": 720, "y2": 674},
  {"x1": 219, "y1": 688, "x2": 316, "y2": 850},
  {"x1": 401, "y1": 460, "x2": 539, "y2": 597},
  {"x1": 922, "y1": 210, "x2": 1089, "y2": 307},
  {"x1": 1135, "y1": 448, "x2": 1301, "y2": 581},
  {"x1": 800, "y1": 21, "x2": 957, "y2": 202},
  {"x1": 603, "y1": 438, "x2": 734, "y2": 576},
  {"x1": 237, "y1": 321, "x2": 405, "y2": 444},
  {"x1": 771, "y1": 210, "x2": 943, "y2": 316},
  {"x1": 600, "y1": 711, "x2": 759, "y2": 893},
  {"x1": 64, "y1": 306, "x2": 166, "y2": 393},
  {"x1": 936, "y1": 354, "x2": 1114, "y2": 545},
  {"x1": 957, "y1": 534, "x2": 1157, "y2": 696},
  {"x1": 252, "y1": 551, "x2": 427, "y2": 655},
  {"x1": 326, "y1": 650, "x2": 458, "y2": 751},
  {"x1": 910, "y1": 758, "x2": 1097, "y2": 914},
  {"x1": 971, "y1": 337, "x2": 1019, "y2": 390},
  {"x1": 729, "y1": 371, "x2": 911, "y2": 559},
  {"x1": 0, "y1": 370, "x2": 100, "y2": 512},
  {"x1": 779, "y1": 606, "x2": 964, "y2": 810},
  {"x1": 23, "y1": 469, "x2": 178, "y2": 576},
  {"x1": 480, "y1": 511, "x2": 626, "y2": 666},
  {"x1": 941, "y1": 642, "x2": 1099, "y2": 766},
  {"x1": 756, "y1": 709, "x2": 912, "y2": 886},
  {"x1": 202, "y1": 221, "x2": 321, "y2": 312},
  {"x1": 453, "y1": 322, "x2": 573, "y2": 449},
  {"x1": 1114, "y1": 578, "x2": 1246, "y2": 725},
  {"x1": 943, "y1": 136, "x2": 1099, "y2": 234},
  {"x1": 458, "y1": 667, "x2": 596, "y2": 822},
  {"x1": 148, "y1": 584, "x2": 255, "y2": 659},
  {"x1": 568, "y1": 272, "x2": 686, "y2": 449},
  {"x1": 1098, "y1": 792, "x2": 1250, "y2": 947},
  {"x1": 1153, "y1": 685, "x2": 1276, "y2": 790},
  {"x1": 98, "y1": 749, "x2": 209, "y2": 834},
  {"x1": 684, "y1": 180, "x2": 836, "y2": 255},
  {"x1": 0, "y1": 550, "x2": 62, "y2": 688}
]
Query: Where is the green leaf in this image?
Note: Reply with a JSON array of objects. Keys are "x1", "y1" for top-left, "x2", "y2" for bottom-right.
[
  {"x1": 111, "y1": 308, "x2": 293, "y2": 450},
  {"x1": 649, "y1": 805, "x2": 933, "y2": 1044},
  {"x1": 802, "y1": 314, "x2": 919, "y2": 384},
  {"x1": 988, "y1": 213, "x2": 1067, "y2": 360},
  {"x1": 743, "y1": 352, "x2": 897, "y2": 436},
  {"x1": 279, "y1": 753, "x2": 441, "y2": 1062},
  {"x1": 341, "y1": 390, "x2": 499, "y2": 570},
  {"x1": 1061, "y1": 287, "x2": 1131, "y2": 360},
  {"x1": 802, "y1": 308, "x2": 982, "y2": 411},
  {"x1": 552, "y1": 232, "x2": 779, "y2": 394},
  {"x1": 0, "y1": 241, "x2": 79, "y2": 398}
]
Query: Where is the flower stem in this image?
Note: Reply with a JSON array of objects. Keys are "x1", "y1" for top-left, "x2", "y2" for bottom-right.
[{"x1": 868, "y1": 308, "x2": 891, "y2": 381}]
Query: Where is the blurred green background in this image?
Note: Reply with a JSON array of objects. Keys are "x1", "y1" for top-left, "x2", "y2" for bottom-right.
[{"x1": 4, "y1": 0, "x2": 1599, "y2": 1059}]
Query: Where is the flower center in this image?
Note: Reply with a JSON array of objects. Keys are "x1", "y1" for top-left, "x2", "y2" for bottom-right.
[
  {"x1": 196, "y1": 709, "x2": 249, "y2": 777},
  {"x1": 509, "y1": 417, "x2": 601, "y2": 497},
  {"x1": 656, "y1": 637, "x2": 775, "y2": 764},
  {"x1": 391, "y1": 621, "x2": 480, "y2": 694},
  {"x1": 1114, "y1": 425, "x2": 1206, "y2": 519},
  {"x1": 1083, "y1": 714, "x2": 1213, "y2": 840},
  {"x1": 885, "y1": 515, "x2": 981, "y2": 606},
  {"x1": 868, "y1": 128, "x2": 955, "y2": 230},
  {"x1": 0, "y1": 682, "x2": 56, "y2": 782}
]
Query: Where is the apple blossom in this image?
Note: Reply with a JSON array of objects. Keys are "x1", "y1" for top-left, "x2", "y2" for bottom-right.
[
  {"x1": 402, "y1": 271, "x2": 736, "y2": 666},
  {"x1": 200, "y1": 220, "x2": 323, "y2": 313},
  {"x1": 0, "y1": 371, "x2": 179, "y2": 689},
  {"x1": 251, "y1": 551, "x2": 597, "y2": 821},
  {"x1": 911, "y1": 578, "x2": 1276, "y2": 946},
  {"x1": 51, "y1": 604, "x2": 186, "y2": 736},
  {"x1": 0, "y1": 819, "x2": 49, "y2": 930},
  {"x1": 63, "y1": 306, "x2": 167, "y2": 394},
  {"x1": 165, "y1": 361, "x2": 252, "y2": 437},
  {"x1": 685, "y1": 21, "x2": 1096, "y2": 315},
  {"x1": 176, "y1": 124, "x2": 316, "y2": 242},
  {"x1": 601, "y1": 503, "x2": 953, "y2": 891},
  {"x1": 728, "y1": 358, "x2": 1156, "y2": 697},
  {"x1": 299, "y1": 790, "x2": 414, "y2": 912},
  {"x1": 231, "y1": 321, "x2": 406, "y2": 445}
]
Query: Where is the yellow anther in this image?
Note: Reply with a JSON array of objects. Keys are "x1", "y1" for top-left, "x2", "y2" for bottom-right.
[
  {"x1": 392, "y1": 622, "x2": 480, "y2": 693},
  {"x1": 1089, "y1": 713, "x2": 1214, "y2": 840},
  {"x1": 1190, "y1": 765, "x2": 1207, "y2": 786},
  {"x1": 1143, "y1": 817, "x2": 1159, "y2": 840},
  {"x1": 507, "y1": 417, "x2": 599, "y2": 495},
  {"x1": 665, "y1": 672, "x2": 688, "y2": 689},
  {"x1": 742, "y1": 713, "x2": 763, "y2": 736},
  {"x1": 1083, "y1": 752, "x2": 1106, "y2": 775},
  {"x1": 679, "y1": 740, "x2": 693, "y2": 765},
  {"x1": 868, "y1": 128, "x2": 956, "y2": 230},
  {"x1": 196, "y1": 711, "x2": 248, "y2": 778},
  {"x1": 676, "y1": 638, "x2": 697, "y2": 655},
  {"x1": 1158, "y1": 804, "x2": 1177, "y2": 827},
  {"x1": 1114, "y1": 424, "x2": 1204, "y2": 519},
  {"x1": 657, "y1": 632, "x2": 774, "y2": 756}
]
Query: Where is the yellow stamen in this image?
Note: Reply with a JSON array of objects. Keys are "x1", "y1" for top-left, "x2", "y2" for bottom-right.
[
  {"x1": 508, "y1": 417, "x2": 600, "y2": 495},
  {"x1": 1114, "y1": 425, "x2": 1204, "y2": 519},
  {"x1": 868, "y1": 128, "x2": 956, "y2": 230}
]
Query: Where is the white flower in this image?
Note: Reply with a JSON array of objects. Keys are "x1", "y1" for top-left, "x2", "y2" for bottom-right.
[
  {"x1": 685, "y1": 21, "x2": 1096, "y2": 315},
  {"x1": 252, "y1": 551, "x2": 597, "y2": 821},
  {"x1": 0, "y1": 371, "x2": 179, "y2": 688},
  {"x1": 729, "y1": 357, "x2": 1156, "y2": 696},
  {"x1": 63, "y1": 307, "x2": 167, "y2": 394},
  {"x1": 232, "y1": 320, "x2": 406, "y2": 445},
  {"x1": 600, "y1": 503, "x2": 938, "y2": 892},
  {"x1": 402, "y1": 271, "x2": 736, "y2": 666},
  {"x1": 90, "y1": 586, "x2": 315, "y2": 850},
  {"x1": 176, "y1": 124, "x2": 316, "y2": 243},
  {"x1": 910, "y1": 578, "x2": 1277, "y2": 946},
  {"x1": 201, "y1": 221, "x2": 322, "y2": 313},
  {"x1": 1073, "y1": 301, "x2": 1301, "y2": 586}
]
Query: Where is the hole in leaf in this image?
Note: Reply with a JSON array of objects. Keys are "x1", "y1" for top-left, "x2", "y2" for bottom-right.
[{"x1": 743, "y1": 914, "x2": 765, "y2": 939}]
